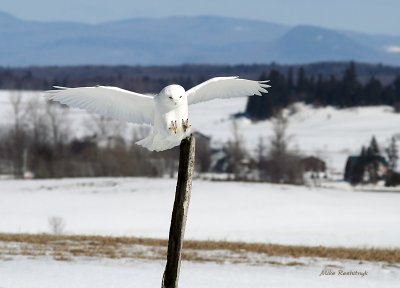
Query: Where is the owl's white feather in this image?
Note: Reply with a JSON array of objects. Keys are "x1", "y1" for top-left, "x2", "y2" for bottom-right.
[
  {"x1": 45, "y1": 77, "x2": 270, "y2": 151},
  {"x1": 45, "y1": 86, "x2": 154, "y2": 125},
  {"x1": 186, "y1": 76, "x2": 270, "y2": 105}
]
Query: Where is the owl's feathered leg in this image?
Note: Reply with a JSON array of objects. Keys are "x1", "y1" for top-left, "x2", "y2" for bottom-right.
[
  {"x1": 169, "y1": 120, "x2": 178, "y2": 134},
  {"x1": 182, "y1": 118, "x2": 191, "y2": 132}
]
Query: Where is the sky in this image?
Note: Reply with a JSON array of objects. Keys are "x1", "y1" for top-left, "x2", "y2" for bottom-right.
[{"x1": 0, "y1": 0, "x2": 399, "y2": 35}]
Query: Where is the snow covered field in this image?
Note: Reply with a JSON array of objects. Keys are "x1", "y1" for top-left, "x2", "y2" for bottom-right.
[
  {"x1": 1, "y1": 89, "x2": 400, "y2": 287},
  {"x1": 1, "y1": 90, "x2": 399, "y2": 173},
  {"x1": 1, "y1": 256, "x2": 399, "y2": 288},
  {"x1": 1, "y1": 177, "x2": 399, "y2": 248}
]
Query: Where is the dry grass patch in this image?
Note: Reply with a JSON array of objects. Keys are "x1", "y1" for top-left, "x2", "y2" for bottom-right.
[
  {"x1": 0, "y1": 233, "x2": 399, "y2": 264},
  {"x1": 182, "y1": 239, "x2": 400, "y2": 263}
]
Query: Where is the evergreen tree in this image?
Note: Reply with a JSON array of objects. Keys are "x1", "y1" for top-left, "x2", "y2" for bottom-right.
[
  {"x1": 366, "y1": 136, "x2": 381, "y2": 183},
  {"x1": 245, "y1": 72, "x2": 272, "y2": 120},
  {"x1": 245, "y1": 70, "x2": 290, "y2": 121},
  {"x1": 381, "y1": 85, "x2": 395, "y2": 106},
  {"x1": 386, "y1": 136, "x2": 398, "y2": 171},
  {"x1": 313, "y1": 74, "x2": 324, "y2": 106},
  {"x1": 385, "y1": 136, "x2": 400, "y2": 187},
  {"x1": 394, "y1": 75, "x2": 400, "y2": 99},
  {"x1": 295, "y1": 67, "x2": 308, "y2": 103},
  {"x1": 364, "y1": 77, "x2": 383, "y2": 105},
  {"x1": 393, "y1": 76, "x2": 400, "y2": 112},
  {"x1": 341, "y1": 62, "x2": 361, "y2": 107},
  {"x1": 287, "y1": 67, "x2": 294, "y2": 92},
  {"x1": 368, "y1": 136, "x2": 380, "y2": 156},
  {"x1": 326, "y1": 75, "x2": 338, "y2": 106}
]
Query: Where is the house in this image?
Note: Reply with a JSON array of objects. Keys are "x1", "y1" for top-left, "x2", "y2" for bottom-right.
[
  {"x1": 300, "y1": 156, "x2": 327, "y2": 185},
  {"x1": 301, "y1": 156, "x2": 326, "y2": 173},
  {"x1": 210, "y1": 146, "x2": 257, "y2": 180},
  {"x1": 193, "y1": 131, "x2": 211, "y2": 172},
  {"x1": 344, "y1": 155, "x2": 389, "y2": 183}
]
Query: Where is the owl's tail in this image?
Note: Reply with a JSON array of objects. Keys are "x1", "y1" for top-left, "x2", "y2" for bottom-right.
[
  {"x1": 136, "y1": 134, "x2": 154, "y2": 150},
  {"x1": 136, "y1": 132, "x2": 180, "y2": 151}
]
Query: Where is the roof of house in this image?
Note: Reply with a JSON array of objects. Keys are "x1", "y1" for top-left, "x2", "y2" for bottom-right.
[{"x1": 346, "y1": 155, "x2": 389, "y2": 170}]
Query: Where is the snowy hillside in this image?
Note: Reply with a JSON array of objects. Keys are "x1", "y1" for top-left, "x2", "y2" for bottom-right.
[
  {"x1": 191, "y1": 99, "x2": 400, "y2": 173},
  {"x1": 1, "y1": 177, "x2": 399, "y2": 248},
  {"x1": 1, "y1": 90, "x2": 398, "y2": 173}
]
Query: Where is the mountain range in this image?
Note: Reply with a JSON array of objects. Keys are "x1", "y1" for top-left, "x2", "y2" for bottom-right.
[{"x1": 1, "y1": 10, "x2": 400, "y2": 66}]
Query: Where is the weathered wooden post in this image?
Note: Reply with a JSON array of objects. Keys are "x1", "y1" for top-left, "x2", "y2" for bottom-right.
[{"x1": 162, "y1": 135, "x2": 195, "y2": 288}]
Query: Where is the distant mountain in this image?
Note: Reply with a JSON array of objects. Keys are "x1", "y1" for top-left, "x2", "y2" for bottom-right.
[
  {"x1": 274, "y1": 25, "x2": 379, "y2": 63},
  {"x1": 0, "y1": 11, "x2": 399, "y2": 66}
]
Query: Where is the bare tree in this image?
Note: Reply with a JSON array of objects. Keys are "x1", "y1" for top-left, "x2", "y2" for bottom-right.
[
  {"x1": 255, "y1": 136, "x2": 267, "y2": 179},
  {"x1": 263, "y1": 111, "x2": 304, "y2": 184},
  {"x1": 26, "y1": 98, "x2": 50, "y2": 145},
  {"x1": 0, "y1": 93, "x2": 165, "y2": 178},
  {"x1": 48, "y1": 216, "x2": 66, "y2": 235},
  {"x1": 226, "y1": 118, "x2": 247, "y2": 180},
  {"x1": 91, "y1": 115, "x2": 126, "y2": 138},
  {"x1": 270, "y1": 112, "x2": 290, "y2": 157},
  {"x1": 45, "y1": 102, "x2": 70, "y2": 147},
  {"x1": 8, "y1": 91, "x2": 28, "y2": 176},
  {"x1": 10, "y1": 91, "x2": 23, "y2": 133}
]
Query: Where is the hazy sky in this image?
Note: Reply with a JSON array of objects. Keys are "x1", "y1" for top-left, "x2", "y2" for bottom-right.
[{"x1": 1, "y1": 0, "x2": 399, "y2": 35}]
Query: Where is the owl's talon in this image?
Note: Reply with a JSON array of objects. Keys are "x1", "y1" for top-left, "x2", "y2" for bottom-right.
[
  {"x1": 182, "y1": 118, "x2": 191, "y2": 132},
  {"x1": 169, "y1": 120, "x2": 178, "y2": 134}
]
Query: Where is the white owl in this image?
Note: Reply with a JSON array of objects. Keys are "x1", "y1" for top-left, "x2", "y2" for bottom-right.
[{"x1": 46, "y1": 76, "x2": 270, "y2": 151}]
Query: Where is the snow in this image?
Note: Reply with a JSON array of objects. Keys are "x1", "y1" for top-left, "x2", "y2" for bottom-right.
[
  {"x1": 386, "y1": 45, "x2": 400, "y2": 53},
  {"x1": 1, "y1": 256, "x2": 399, "y2": 288},
  {"x1": 1, "y1": 90, "x2": 399, "y2": 173},
  {"x1": 1, "y1": 177, "x2": 400, "y2": 248},
  {"x1": 190, "y1": 100, "x2": 400, "y2": 173},
  {"x1": 1, "y1": 90, "x2": 400, "y2": 286}
]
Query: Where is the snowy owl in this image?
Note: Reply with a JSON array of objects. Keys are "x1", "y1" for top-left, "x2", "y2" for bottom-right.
[{"x1": 46, "y1": 76, "x2": 270, "y2": 151}]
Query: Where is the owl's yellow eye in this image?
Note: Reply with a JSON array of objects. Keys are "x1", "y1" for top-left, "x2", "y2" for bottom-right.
[{"x1": 169, "y1": 97, "x2": 173, "y2": 99}]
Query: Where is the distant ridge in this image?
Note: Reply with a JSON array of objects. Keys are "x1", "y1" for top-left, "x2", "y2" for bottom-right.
[{"x1": 0, "y1": 11, "x2": 399, "y2": 67}]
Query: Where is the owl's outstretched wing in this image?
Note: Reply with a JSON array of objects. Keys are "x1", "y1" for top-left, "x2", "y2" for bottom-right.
[
  {"x1": 45, "y1": 86, "x2": 154, "y2": 125},
  {"x1": 186, "y1": 76, "x2": 270, "y2": 105}
]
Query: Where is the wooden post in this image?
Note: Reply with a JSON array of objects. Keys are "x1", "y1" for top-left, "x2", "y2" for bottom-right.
[{"x1": 162, "y1": 135, "x2": 195, "y2": 288}]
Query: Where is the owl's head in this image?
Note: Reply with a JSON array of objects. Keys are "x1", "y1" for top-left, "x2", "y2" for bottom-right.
[{"x1": 158, "y1": 84, "x2": 186, "y2": 107}]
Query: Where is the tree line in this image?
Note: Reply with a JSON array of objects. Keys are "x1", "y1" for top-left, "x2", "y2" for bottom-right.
[
  {"x1": 0, "y1": 91, "x2": 304, "y2": 183},
  {"x1": 1, "y1": 62, "x2": 400, "y2": 92},
  {"x1": 1, "y1": 92, "x2": 398, "y2": 186},
  {"x1": 245, "y1": 62, "x2": 400, "y2": 120},
  {"x1": 2, "y1": 62, "x2": 399, "y2": 121},
  {"x1": 0, "y1": 93, "x2": 160, "y2": 178}
]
